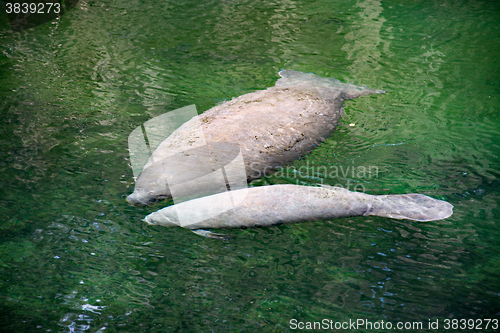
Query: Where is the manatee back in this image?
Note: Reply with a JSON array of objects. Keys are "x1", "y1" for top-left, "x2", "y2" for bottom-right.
[{"x1": 199, "y1": 85, "x2": 344, "y2": 179}]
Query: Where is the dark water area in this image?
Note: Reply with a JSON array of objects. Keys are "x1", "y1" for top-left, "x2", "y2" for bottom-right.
[{"x1": 0, "y1": 0, "x2": 499, "y2": 332}]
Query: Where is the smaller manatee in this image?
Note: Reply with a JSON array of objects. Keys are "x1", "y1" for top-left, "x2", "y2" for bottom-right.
[{"x1": 144, "y1": 185, "x2": 453, "y2": 239}]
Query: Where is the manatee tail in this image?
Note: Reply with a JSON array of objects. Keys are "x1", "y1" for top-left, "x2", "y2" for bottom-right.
[
  {"x1": 365, "y1": 193, "x2": 453, "y2": 222},
  {"x1": 276, "y1": 70, "x2": 385, "y2": 100},
  {"x1": 338, "y1": 82, "x2": 386, "y2": 100}
]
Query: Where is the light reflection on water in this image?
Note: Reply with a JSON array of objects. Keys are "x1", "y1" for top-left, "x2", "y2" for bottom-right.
[{"x1": 0, "y1": 0, "x2": 499, "y2": 331}]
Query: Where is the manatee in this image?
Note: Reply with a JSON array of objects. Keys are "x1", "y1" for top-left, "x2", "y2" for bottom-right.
[
  {"x1": 127, "y1": 70, "x2": 385, "y2": 206},
  {"x1": 144, "y1": 185, "x2": 453, "y2": 239}
]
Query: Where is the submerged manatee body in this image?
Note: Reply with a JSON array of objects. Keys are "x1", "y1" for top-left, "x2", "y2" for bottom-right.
[
  {"x1": 144, "y1": 185, "x2": 454, "y2": 237},
  {"x1": 127, "y1": 70, "x2": 384, "y2": 206}
]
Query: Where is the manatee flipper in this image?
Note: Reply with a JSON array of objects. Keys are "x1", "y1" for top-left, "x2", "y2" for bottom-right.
[
  {"x1": 191, "y1": 229, "x2": 232, "y2": 240},
  {"x1": 366, "y1": 193, "x2": 453, "y2": 222}
]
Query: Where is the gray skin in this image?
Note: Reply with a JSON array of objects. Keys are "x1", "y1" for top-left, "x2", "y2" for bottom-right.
[
  {"x1": 127, "y1": 70, "x2": 385, "y2": 206},
  {"x1": 144, "y1": 185, "x2": 453, "y2": 238}
]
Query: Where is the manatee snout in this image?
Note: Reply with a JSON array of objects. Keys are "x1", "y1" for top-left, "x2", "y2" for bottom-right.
[{"x1": 126, "y1": 190, "x2": 162, "y2": 207}]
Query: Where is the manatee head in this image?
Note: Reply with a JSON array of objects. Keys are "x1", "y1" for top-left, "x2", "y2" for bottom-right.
[
  {"x1": 126, "y1": 164, "x2": 171, "y2": 206},
  {"x1": 126, "y1": 189, "x2": 168, "y2": 206},
  {"x1": 143, "y1": 206, "x2": 179, "y2": 227}
]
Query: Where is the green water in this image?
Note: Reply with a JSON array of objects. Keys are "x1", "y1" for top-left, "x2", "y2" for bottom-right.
[{"x1": 0, "y1": 0, "x2": 499, "y2": 331}]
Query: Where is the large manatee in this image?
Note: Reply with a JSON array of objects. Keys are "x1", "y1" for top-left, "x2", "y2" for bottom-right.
[
  {"x1": 144, "y1": 185, "x2": 453, "y2": 239},
  {"x1": 127, "y1": 70, "x2": 385, "y2": 206}
]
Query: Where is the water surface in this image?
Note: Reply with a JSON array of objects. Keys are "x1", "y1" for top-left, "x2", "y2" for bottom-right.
[{"x1": 0, "y1": 0, "x2": 499, "y2": 331}]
